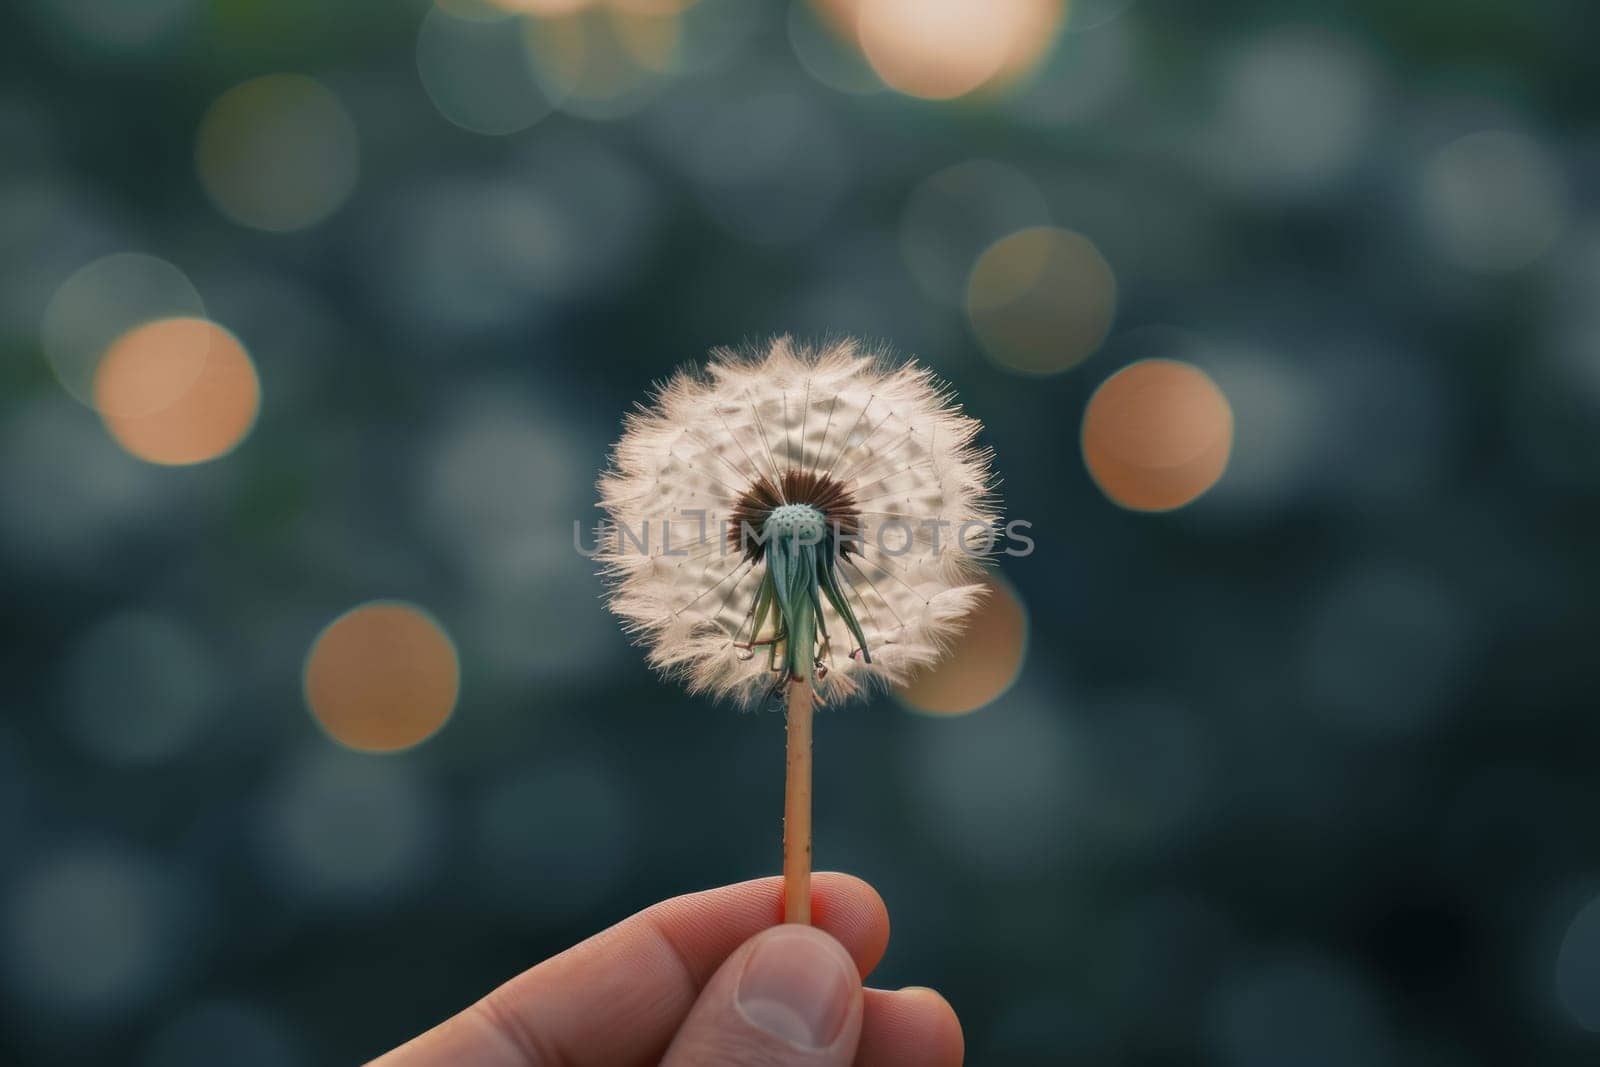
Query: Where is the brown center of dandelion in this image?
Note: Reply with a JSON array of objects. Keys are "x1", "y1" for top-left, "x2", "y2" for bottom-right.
[{"x1": 728, "y1": 469, "x2": 862, "y2": 563}]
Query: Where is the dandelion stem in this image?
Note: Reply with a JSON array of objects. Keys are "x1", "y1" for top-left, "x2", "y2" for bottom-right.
[{"x1": 783, "y1": 675, "x2": 813, "y2": 925}]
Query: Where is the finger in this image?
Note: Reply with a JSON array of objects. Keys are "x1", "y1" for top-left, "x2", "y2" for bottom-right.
[
  {"x1": 660, "y1": 924, "x2": 864, "y2": 1066},
  {"x1": 856, "y1": 987, "x2": 965, "y2": 1067},
  {"x1": 370, "y1": 873, "x2": 889, "y2": 1067}
]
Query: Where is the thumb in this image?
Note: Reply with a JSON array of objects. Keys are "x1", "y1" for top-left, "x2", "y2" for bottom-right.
[{"x1": 661, "y1": 924, "x2": 864, "y2": 1066}]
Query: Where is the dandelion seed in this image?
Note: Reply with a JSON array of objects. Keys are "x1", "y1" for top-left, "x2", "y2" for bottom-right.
[{"x1": 596, "y1": 336, "x2": 1001, "y2": 922}]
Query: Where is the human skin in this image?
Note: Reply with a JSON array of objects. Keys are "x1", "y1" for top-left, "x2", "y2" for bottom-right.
[{"x1": 369, "y1": 873, "x2": 963, "y2": 1066}]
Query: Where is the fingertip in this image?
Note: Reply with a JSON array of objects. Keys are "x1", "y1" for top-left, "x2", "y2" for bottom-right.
[
  {"x1": 896, "y1": 986, "x2": 964, "y2": 1060},
  {"x1": 812, "y1": 872, "x2": 891, "y2": 977},
  {"x1": 902, "y1": 986, "x2": 964, "y2": 1054},
  {"x1": 858, "y1": 986, "x2": 965, "y2": 1067},
  {"x1": 735, "y1": 925, "x2": 863, "y2": 1050},
  {"x1": 813, "y1": 871, "x2": 885, "y2": 911},
  {"x1": 662, "y1": 923, "x2": 867, "y2": 1065}
]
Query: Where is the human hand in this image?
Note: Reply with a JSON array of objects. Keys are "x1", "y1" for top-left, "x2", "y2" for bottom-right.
[{"x1": 370, "y1": 873, "x2": 962, "y2": 1066}]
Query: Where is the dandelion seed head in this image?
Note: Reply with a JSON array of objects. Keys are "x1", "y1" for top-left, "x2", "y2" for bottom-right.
[{"x1": 596, "y1": 337, "x2": 1000, "y2": 707}]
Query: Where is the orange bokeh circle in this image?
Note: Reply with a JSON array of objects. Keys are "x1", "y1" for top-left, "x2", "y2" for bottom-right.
[
  {"x1": 1081, "y1": 359, "x2": 1234, "y2": 512},
  {"x1": 856, "y1": 0, "x2": 1063, "y2": 100},
  {"x1": 94, "y1": 317, "x2": 260, "y2": 466},
  {"x1": 898, "y1": 575, "x2": 1028, "y2": 716},
  {"x1": 303, "y1": 602, "x2": 461, "y2": 754}
]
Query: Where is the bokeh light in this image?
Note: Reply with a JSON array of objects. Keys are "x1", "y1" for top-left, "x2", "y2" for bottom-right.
[
  {"x1": 60, "y1": 611, "x2": 216, "y2": 767},
  {"x1": 1008, "y1": 10, "x2": 1130, "y2": 126},
  {"x1": 89, "y1": 318, "x2": 208, "y2": 418},
  {"x1": 417, "y1": 389, "x2": 621, "y2": 686},
  {"x1": 1063, "y1": 0, "x2": 1136, "y2": 31},
  {"x1": 435, "y1": 0, "x2": 521, "y2": 21},
  {"x1": 1082, "y1": 359, "x2": 1233, "y2": 512},
  {"x1": 1176, "y1": 332, "x2": 1461, "y2": 521},
  {"x1": 524, "y1": 7, "x2": 679, "y2": 120},
  {"x1": 1206, "y1": 27, "x2": 1378, "y2": 197},
  {"x1": 373, "y1": 137, "x2": 658, "y2": 332},
  {"x1": 0, "y1": 395, "x2": 172, "y2": 572},
  {"x1": 967, "y1": 226, "x2": 1117, "y2": 375},
  {"x1": 0, "y1": 179, "x2": 118, "y2": 349},
  {"x1": 905, "y1": 687, "x2": 1080, "y2": 874},
  {"x1": 610, "y1": 0, "x2": 702, "y2": 12},
  {"x1": 379, "y1": 180, "x2": 568, "y2": 332},
  {"x1": 900, "y1": 159, "x2": 1050, "y2": 306},
  {"x1": 1314, "y1": 338, "x2": 1457, "y2": 507},
  {"x1": 303, "y1": 602, "x2": 459, "y2": 753},
  {"x1": 1184, "y1": 342, "x2": 1318, "y2": 517},
  {"x1": 897, "y1": 574, "x2": 1028, "y2": 716},
  {"x1": 1556, "y1": 890, "x2": 1600, "y2": 1032},
  {"x1": 655, "y1": 85, "x2": 850, "y2": 245},
  {"x1": 6, "y1": 2, "x2": 1600, "y2": 1062},
  {"x1": 497, "y1": 0, "x2": 595, "y2": 12},
  {"x1": 417, "y1": 7, "x2": 552, "y2": 135},
  {"x1": 788, "y1": 0, "x2": 883, "y2": 95},
  {"x1": 417, "y1": 390, "x2": 587, "y2": 585},
  {"x1": 2, "y1": 843, "x2": 192, "y2": 1021},
  {"x1": 94, "y1": 318, "x2": 260, "y2": 466},
  {"x1": 261, "y1": 749, "x2": 436, "y2": 899},
  {"x1": 976, "y1": 0, "x2": 1068, "y2": 91},
  {"x1": 34, "y1": 0, "x2": 199, "y2": 52},
  {"x1": 855, "y1": 0, "x2": 1064, "y2": 100},
  {"x1": 807, "y1": 0, "x2": 859, "y2": 34},
  {"x1": 195, "y1": 74, "x2": 360, "y2": 233},
  {"x1": 1420, "y1": 129, "x2": 1568, "y2": 273},
  {"x1": 40, "y1": 253, "x2": 205, "y2": 408},
  {"x1": 1513, "y1": 227, "x2": 1600, "y2": 487}
]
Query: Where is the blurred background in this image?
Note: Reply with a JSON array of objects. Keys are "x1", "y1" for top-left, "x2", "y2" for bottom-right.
[{"x1": 4, "y1": 0, "x2": 1600, "y2": 1063}]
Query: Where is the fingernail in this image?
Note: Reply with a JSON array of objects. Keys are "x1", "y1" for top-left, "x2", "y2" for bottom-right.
[{"x1": 736, "y1": 930, "x2": 854, "y2": 1049}]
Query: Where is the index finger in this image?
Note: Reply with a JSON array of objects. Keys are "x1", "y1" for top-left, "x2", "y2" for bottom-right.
[{"x1": 371, "y1": 872, "x2": 890, "y2": 1067}]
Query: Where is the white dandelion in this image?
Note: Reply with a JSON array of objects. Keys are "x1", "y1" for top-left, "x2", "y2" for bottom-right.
[{"x1": 595, "y1": 336, "x2": 1001, "y2": 922}]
